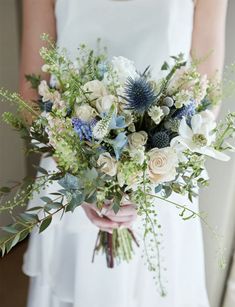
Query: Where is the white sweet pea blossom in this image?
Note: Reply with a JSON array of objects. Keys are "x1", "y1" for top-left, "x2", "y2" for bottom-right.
[{"x1": 171, "y1": 110, "x2": 230, "y2": 161}]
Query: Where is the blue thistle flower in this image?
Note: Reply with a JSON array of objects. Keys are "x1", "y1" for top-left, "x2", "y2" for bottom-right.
[
  {"x1": 173, "y1": 101, "x2": 196, "y2": 120},
  {"x1": 124, "y1": 77, "x2": 157, "y2": 113},
  {"x1": 72, "y1": 118, "x2": 97, "y2": 141},
  {"x1": 151, "y1": 131, "x2": 170, "y2": 149}
]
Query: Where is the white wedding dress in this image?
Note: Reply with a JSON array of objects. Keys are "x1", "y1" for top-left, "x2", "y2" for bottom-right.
[{"x1": 23, "y1": 1, "x2": 210, "y2": 306}]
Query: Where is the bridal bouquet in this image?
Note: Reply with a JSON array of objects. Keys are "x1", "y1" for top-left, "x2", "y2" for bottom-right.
[{"x1": 0, "y1": 35, "x2": 234, "y2": 294}]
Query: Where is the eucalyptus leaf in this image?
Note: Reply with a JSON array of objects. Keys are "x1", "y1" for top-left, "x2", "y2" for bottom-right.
[
  {"x1": 10, "y1": 233, "x2": 20, "y2": 250},
  {"x1": 155, "y1": 185, "x2": 162, "y2": 194},
  {"x1": 41, "y1": 196, "x2": 53, "y2": 203},
  {"x1": 66, "y1": 192, "x2": 84, "y2": 213},
  {"x1": 59, "y1": 173, "x2": 81, "y2": 191},
  {"x1": 20, "y1": 213, "x2": 39, "y2": 223},
  {"x1": 1, "y1": 225, "x2": 18, "y2": 234},
  {"x1": 26, "y1": 206, "x2": 43, "y2": 212},
  {"x1": 39, "y1": 216, "x2": 52, "y2": 233},
  {"x1": 45, "y1": 202, "x2": 63, "y2": 211}
]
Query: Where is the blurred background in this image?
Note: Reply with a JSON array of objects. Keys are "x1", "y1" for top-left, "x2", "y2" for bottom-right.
[{"x1": 0, "y1": 1, "x2": 235, "y2": 307}]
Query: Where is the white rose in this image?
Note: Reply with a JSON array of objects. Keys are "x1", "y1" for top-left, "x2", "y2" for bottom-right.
[
  {"x1": 96, "y1": 95, "x2": 116, "y2": 114},
  {"x1": 75, "y1": 104, "x2": 97, "y2": 122},
  {"x1": 147, "y1": 147, "x2": 178, "y2": 184},
  {"x1": 83, "y1": 80, "x2": 108, "y2": 101},
  {"x1": 111, "y1": 56, "x2": 138, "y2": 84},
  {"x1": 128, "y1": 131, "x2": 148, "y2": 149},
  {"x1": 97, "y1": 152, "x2": 117, "y2": 177}
]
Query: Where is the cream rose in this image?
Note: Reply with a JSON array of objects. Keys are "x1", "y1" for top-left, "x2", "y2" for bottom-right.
[
  {"x1": 96, "y1": 95, "x2": 116, "y2": 114},
  {"x1": 97, "y1": 152, "x2": 117, "y2": 177},
  {"x1": 75, "y1": 104, "x2": 97, "y2": 122},
  {"x1": 128, "y1": 131, "x2": 148, "y2": 149},
  {"x1": 147, "y1": 147, "x2": 178, "y2": 184},
  {"x1": 83, "y1": 80, "x2": 108, "y2": 101}
]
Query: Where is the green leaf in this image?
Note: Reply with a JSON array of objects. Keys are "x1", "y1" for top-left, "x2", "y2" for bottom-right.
[
  {"x1": 162, "y1": 186, "x2": 172, "y2": 198},
  {"x1": 66, "y1": 193, "x2": 84, "y2": 213},
  {"x1": 155, "y1": 185, "x2": 162, "y2": 194},
  {"x1": 41, "y1": 196, "x2": 53, "y2": 203},
  {"x1": 112, "y1": 194, "x2": 122, "y2": 214},
  {"x1": 58, "y1": 173, "x2": 80, "y2": 191},
  {"x1": 25, "y1": 74, "x2": 41, "y2": 89},
  {"x1": 161, "y1": 61, "x2": 170, "y2": 71},
  {"x1": 10, "y1": 233, "x2": 20, "y2": 250},
  {"x1": 33, "y1": 165, "x2": 48, "y2": 175},
  {"x1": 45, "y1": 202, "x2": 63, "y2": 211},
  {"x1": 39, "y1": 216, "x2": 52, "y2": 233},
  {"x1": 20, "y1": 213, "x2": 38, "y2": 223},
  {"x1": 0, "y1": 186, "x2": 11, "y2": 194},
  {"x1": 26, "y1": 206, "x2": 43, "y2": 212},
  {"x1": 1, "y1": 225, "x2": 18, "y2": 234}
]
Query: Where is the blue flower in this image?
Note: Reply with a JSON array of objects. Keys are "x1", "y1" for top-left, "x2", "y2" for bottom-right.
[
  {"x1": 97, "y1": 62, "x2": 108, "y2": 79},
  {"x1": 72, "y1": 118, "x2": 97, "y2": 141},
  {"x1": 151, "y1": 131, "x2": 170, "y2": 149},
  {"x1": 110, "y1": 132, "x2": 128, "y2": 160},
  {"x1": 110, "y1": 114, "x2": 127, "y2": 130},
  {"x1": 123, "y1": 77, "x2": 157, "y2": 113},
  {"x1": 173, "y1": 101, "x2": 196, "y2": 120}
]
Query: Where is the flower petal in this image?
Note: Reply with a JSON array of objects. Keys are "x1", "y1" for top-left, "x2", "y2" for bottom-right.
[
  {"x1": 191, "y1": 114, "x2": 203, "y2": 134},
  {"x1": 179, "y1": 117, "x2": 193, "y2": 139},
  {"x1": 199, "y1": 147, "x2": 230, "y2": 161}
]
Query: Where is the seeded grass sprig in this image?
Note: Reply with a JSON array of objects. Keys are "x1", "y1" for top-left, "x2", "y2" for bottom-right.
[{"x1": 0, "y1": 89, "x2": 39, "y2": 117}]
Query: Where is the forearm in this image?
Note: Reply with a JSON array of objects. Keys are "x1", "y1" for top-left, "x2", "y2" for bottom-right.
[
  {"x1": 191, "y1": 0, "x2": 228, "y2": 118},
  {"x1": 19, "y1": 0, "x2": 56, "y2": 122}
]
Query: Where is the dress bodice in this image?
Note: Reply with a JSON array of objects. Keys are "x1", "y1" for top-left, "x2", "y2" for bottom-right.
[{"x1": 55, "y1": 0, "x2": 195, "y2": 76}]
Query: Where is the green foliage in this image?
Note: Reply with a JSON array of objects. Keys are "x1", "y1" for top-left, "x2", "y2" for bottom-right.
[
  {"x1": 0, "y1": 88, "x2": 39, "y2": 117},
  {"x1": 25, "y1": 74, "x2": 41, "y2": 89},
  {"x1": 214, "y1": 112, "x2": 235, "y2": 151}
]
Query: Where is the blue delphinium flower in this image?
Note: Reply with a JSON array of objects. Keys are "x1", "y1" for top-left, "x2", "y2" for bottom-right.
[
  {"x1": 124, "y1": 77, "x2": 157, "y2": 113},
  {"x1": 151, "y1": 131, "x2": 170, "y2": 149},
  {"x1": 173, "y1": 101, "x2": 196, "y2": 120},
  {"x1": 97, "y1": 62, "x2": 108, "y2": 79},
  {"x1": 110, "y1": 132, "x2": 128, "y2": 160},
  {"x1": 110, "y1": 114, "x2": 127, "y2": 130},
  {"x1": 72, "y1": 118, "x2": 97, "y2": 141}
]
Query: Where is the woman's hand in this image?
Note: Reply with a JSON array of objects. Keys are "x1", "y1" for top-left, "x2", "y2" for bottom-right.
[{"x1": 82, "y1": 200, "x2": 137, "y2": 234}]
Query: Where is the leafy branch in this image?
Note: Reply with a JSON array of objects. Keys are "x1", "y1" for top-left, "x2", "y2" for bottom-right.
[{"x1": 147, "y1": 193, "x2": 226, "y2": 269}]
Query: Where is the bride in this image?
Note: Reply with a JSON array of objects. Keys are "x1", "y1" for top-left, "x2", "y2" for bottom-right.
[{"x1": 20, "y1": 0, "x2": 228, "y2": 306}]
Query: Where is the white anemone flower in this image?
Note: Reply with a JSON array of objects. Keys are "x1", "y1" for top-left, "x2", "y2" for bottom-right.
[{"x1": 171, "y1": 110, "x2": 230, "y2": 161}]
